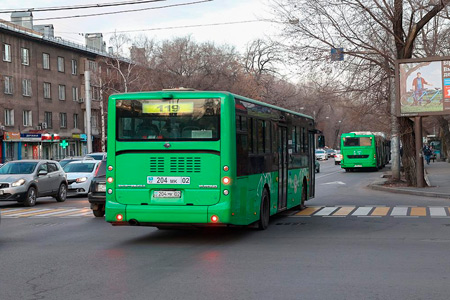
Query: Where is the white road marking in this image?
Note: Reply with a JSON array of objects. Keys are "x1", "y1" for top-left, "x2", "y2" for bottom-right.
[
  {"x1": 351, "y1": 207, "x2": 373, "y2": 216},
  {"x1": 314, "y1": 207, "x2": 338, "y2": 216},
  {"x1": 391, "y1": 207, "x2": 408, "y2": 216},
  {"x1": 4, "y1": 208, "x2": 52, "y2": 217},
  {"x1": 30, "y1": 208, "x2": 81, "y2": 217},
  {"x1": 429, "y1": 207, "x2": 447, "y2": 217}
]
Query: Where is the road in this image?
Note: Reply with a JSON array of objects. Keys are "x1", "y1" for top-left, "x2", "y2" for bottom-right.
[{"x1": 1, "y1": 160, "x2": 450, "y2": 300}]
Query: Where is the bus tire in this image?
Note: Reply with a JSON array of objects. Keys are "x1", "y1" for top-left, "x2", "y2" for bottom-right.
[{"x1": 257, "y1": 189, "x2": 270, "y2": 230}]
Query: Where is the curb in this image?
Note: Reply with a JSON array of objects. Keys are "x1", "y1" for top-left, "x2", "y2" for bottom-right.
[{"x1": 368, "y1": 183, "x2": 450, "y2": 199}]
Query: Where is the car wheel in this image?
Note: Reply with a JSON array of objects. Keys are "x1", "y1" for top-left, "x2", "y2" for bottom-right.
[
  {"x1": 55, "y1": 183, "x2": 67, "y2": 202},
  {"x1": 92, "y1": 208, "x2": 105, "y2": 217},
  {"x1": 257, "y1": 189, "x2": 270, "y2": 230},
  {"x1": 23, "y1": 187, "x2": 37, "y2": 207}
]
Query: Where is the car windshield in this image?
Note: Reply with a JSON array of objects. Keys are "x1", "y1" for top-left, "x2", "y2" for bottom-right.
[
  {"x1": 59, "y1": 160, "x2": 79, "y2": 167},
  {"x1": 0, "y1": 162, "x2": 38, "y2": 174},
  {"x1": 315, "y1": 150, "x2": 325, "y2": 154},
  {"x1": 63, "y1": 163, "x2": 96, "y2": 173},
  {"x1": 96, "y1": 161, "x2": 106, "y2": 177}
]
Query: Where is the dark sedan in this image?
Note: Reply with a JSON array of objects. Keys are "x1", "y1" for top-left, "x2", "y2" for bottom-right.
[{"x1": 88, "y1": 159, "x2": 106, "y2": 217}]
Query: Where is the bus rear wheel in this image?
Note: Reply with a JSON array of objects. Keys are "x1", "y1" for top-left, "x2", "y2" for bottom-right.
[{"x1": 257, "y1": 189, "x2": 270, "y2": 230}]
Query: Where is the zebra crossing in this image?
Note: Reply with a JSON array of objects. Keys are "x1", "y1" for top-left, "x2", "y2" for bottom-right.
[
  {"x1": 292, "y1": 206, "x2": 450, "y2": 218},
  {"x1": 1, "y1": 207, "x2": 93, "y2": 218}
]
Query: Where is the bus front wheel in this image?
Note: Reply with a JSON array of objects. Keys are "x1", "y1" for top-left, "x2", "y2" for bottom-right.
[{"x1": 257, "y1": 189, "x2": 270, "y2": 230}]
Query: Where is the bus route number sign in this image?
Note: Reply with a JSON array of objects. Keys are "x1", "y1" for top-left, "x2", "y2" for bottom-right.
[
  {"x1": 147, "y1": 176, "x2": 191, "y2": 184},
  {"x1": 143, "y1": 102, "x2": 194, "y2": 114}
]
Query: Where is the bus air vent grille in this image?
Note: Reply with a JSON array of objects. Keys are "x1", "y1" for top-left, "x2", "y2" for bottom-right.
[
  {"x1": 347, "y1": 155, "x2": 369, "y2": 159},
  {"x1": 170, "y1": 157, "x2": 201, "y2": 173},
  {"x1": 150, "y1": 157, "x2": 165, "y2": 173}
]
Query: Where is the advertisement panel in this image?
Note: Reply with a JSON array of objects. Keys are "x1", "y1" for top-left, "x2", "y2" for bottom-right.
[{"x1": 397, "y1": 57, "x2": 450, "y2": 116}]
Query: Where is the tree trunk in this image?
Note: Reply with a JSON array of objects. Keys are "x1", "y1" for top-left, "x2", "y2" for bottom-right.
[
  {"x1": 399, "y1": 117, "x2": 417, "y2": 186},
  {"x1": 436, "y1": 116, "x2": 450, "y2": 161}
]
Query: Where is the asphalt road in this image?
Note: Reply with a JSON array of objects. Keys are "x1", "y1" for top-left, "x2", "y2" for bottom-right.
[{"x1": 1, "y1": 160, "x2": 450, "y2": 300}]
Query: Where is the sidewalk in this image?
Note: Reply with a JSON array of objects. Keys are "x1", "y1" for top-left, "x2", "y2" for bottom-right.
[{"x1": 369, "y1": 161, "x2": 450, "y2": 199}]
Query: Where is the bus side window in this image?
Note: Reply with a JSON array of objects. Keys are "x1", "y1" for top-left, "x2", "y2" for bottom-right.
[
  {"x1": 257, "y1": 120, "x2": 265, "y2": 153},
  {"x1": 248, "y1": 117, "x2": 254, "y2": 153}
]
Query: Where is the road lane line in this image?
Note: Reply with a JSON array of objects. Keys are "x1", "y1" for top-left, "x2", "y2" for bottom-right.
[
  {"x1": 391, "y1": 207, "x2": 408, "y2": 216},
  {"x1": 66, "y1": 211, "x2": 94, "y2": 217},
  {"x1": 1, "y1": 208, "x2": 38, "y2": 215},
  {"x1": 332, "y1": 206, "x2": 355, "y2": 216},
  {"x1": 315, "y1": 170, "x2": 344, "y2": 180},
  {"x1": 410, "y1": 207, "x2": 427, "y2": 216},
  {"x1": 13, "y1": 208, "x2": 65, "y2": 217},
  {"x1": 429, "y1": 207, "x2": 447, "y2": 217},
  {"x1": 314, "y1": 207, "x2": 338, "y2": 216},
  {"x1": 59, "y1": 209, "x2": 91, "y2": 217},
  {"x1": 28, "y1": 208, "x2": 82, "y2": 218},
  {"x1": 2, "y1": 209, "x2": 51, "y2": 217},
  {"x1": 371, "y1": 207, "x2": 390, "y2": 216},
  {"x1": 295, "y1": 207, "x2": 322, "y2": 216},
  {"x1": 352, "y1": 207, "x2": 373, "y2": 216}
]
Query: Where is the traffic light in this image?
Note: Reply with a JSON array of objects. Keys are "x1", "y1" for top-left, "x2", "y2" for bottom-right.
[{"x1": 318, "y1": 135, "x2": 325, "y2": 148}]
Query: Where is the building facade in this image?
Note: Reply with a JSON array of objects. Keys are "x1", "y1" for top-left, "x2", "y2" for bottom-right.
[{"x1": 0, "y1": 15, "x2": 106, "y2": 162}]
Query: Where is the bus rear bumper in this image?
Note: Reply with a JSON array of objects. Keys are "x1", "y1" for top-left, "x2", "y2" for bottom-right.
[{"x1": 105, "y1": 200, "x2": 231, "y2": 226}]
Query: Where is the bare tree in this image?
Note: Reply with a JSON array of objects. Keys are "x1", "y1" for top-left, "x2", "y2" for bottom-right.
[{"x1": 271, "y1": 0, "x2": 450, "y2": 186}]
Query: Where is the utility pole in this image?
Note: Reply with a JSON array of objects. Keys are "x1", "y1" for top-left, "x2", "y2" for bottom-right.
[
  {"x1": 99, "y1": 78, "x2": 106, "y2": 152},
  {"x1": 85, "y1": 70, "x2": 92, "y2": 154}
]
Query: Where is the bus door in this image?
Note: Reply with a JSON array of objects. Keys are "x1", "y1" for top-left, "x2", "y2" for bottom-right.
[
  {"x1": 308, "y1": 131, "x2": 316, "y2": 198},
  {"x1": 278, "y1": 126, "x2": 288, "y2": 210}
]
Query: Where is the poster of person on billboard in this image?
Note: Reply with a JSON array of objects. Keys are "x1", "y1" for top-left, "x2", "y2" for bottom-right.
[{"x1": 398, "y1": 59, "x2": 450, "y2": 116}]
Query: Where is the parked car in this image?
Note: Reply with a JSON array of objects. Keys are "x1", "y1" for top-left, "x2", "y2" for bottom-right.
[
  {"x1": 0, "y1": 160, "x2": 67, "y2": 206},
  {"x1": 334, "y1": 151, "x2": 343, "y2": 165},
  {"x1": 315, "y1": 149, "x2": 328, "y2": 160},
  {"x1": 85, "y1": 152, "x2": 107, "y2": 161},
  {"x1": 59, "y1": 156, "x2": 93, "y2": 168},
  {"x1": 64, "y1": 160, "x2": 101, "y2": 196},
  {"x1": 315, "y1": 159, "x2": 320, "y2": 173},
  {"x1": 88, "y1": 159, "x2": 106, "y2": 217}
]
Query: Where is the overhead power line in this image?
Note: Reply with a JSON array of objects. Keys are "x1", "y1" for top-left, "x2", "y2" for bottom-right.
[
  {"x1": 0, "y1": 0, "x2": 167, "y2": 13},
  {"x1": 101, "y1": 19, "x2": 271, "y2": 34},
  {"x1": 33, "y1": 0, "x2": 213, "y2": 21}
]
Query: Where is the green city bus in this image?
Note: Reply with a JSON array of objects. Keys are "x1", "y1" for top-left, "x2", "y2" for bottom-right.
[
  {"x1": 340, "y1": 131, "x2": 390, "y2": 171},
  {"x1": 105, "y1": 91, "x2": 316, "y2": 229}
]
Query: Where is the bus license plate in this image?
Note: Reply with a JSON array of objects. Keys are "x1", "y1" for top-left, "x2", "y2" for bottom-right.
[
  {"x1": 154, "y1": 191, "x2": 181, "y2": 198},
  {"x1": 354, "y1": 165, "x2": 362, "y2": 167},
  {"x1": 147, "y1": 176, "x2": 190, "y2": 185}
]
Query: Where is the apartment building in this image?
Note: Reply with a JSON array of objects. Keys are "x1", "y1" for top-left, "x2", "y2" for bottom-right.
[{"x1": 0, "y1": 13, "x2": 107, "y2": 162}]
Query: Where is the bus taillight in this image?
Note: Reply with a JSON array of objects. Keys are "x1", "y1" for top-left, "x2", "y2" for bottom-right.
[
  {"x1": 116, "y1": 214, "x2": 123, "y2": 221},
  {"x1": 211, "y1": 215, "x2": 219, "y2": 223},
  {"x1": 222, "y1": 177, "x2": 230, "y2": 185},
  {"x1": 107, "y1": 177, "x2": 113, "y2": 183},
  {"x1": 108, "y1": 165, "x2": 113, "y2": 171},
  {"x1": 223, "y1": 165, "x2": 229, "y2": 171}
]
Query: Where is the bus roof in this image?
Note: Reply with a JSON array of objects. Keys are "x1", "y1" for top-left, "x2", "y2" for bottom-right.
[
  {"x1": 109, "y1": 91, "x2": 314, "y2": 120},
  {"x1": 343, "y1": 131, "x2": 387, "y2": 138}
]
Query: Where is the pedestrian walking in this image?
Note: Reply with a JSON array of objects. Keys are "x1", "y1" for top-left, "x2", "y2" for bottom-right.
[{"x1": 423, "y1": 144, "x2": 432, "y2": 165}]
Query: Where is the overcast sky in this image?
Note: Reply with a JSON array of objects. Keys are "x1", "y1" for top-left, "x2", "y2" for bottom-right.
[{"x1": 0, "y1": 0, "x2": 278, "y2": 53}]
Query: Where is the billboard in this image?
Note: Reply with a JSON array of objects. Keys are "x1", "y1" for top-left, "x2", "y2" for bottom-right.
[{"x1": 397, "y1": 57, "x2": 450, "y2": 116}]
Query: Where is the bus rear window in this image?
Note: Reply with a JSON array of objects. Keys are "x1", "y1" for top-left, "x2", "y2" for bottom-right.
[
  {"x1": 116, "y1": 98, "x2": 220, "y2": 141},
  {"x1": 344, "y1": 137, "x2": 372, "y2": 146}
]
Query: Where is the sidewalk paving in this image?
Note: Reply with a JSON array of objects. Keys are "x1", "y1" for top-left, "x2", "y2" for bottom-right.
[{"x1": 369, "y1": 161, "x2": 450, "y2": 199}]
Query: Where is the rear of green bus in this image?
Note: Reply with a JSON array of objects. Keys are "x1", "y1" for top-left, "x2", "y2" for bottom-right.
[
  {"x1": 105, "y1": 91, "x2": 235, "y2": 227},
  {"x1": 340, "y1": 133, "x2": 377, "y2": 170}
]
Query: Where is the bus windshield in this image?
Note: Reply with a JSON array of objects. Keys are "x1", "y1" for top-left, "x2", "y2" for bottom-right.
[
  {"x1": 116, "y1": 98, "x2": 220, "y2": 141},
  {"x1": 344, "y1": 137, "x2": 372, "y2": 147}
]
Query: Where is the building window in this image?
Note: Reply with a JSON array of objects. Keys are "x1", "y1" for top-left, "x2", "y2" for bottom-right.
[
  {"x1": 91, "y1": 114, "x2": 98, "y2": 128},
  {"x1": 73, "y1": 113, "x2": 79, "y2": 129},
  {"x1": 44, "y1": 82, "x2": 51, "y2": 99},
  {"x1": 58, "y1": 85, "x2": 66, "y2": 100},
  {"x1": 22, "y1": 79, "x2": 31, "y2": 96},
  {"x1": 43, "y1": 53, "x2": 50, "y2": 69},
  {"x1": 72, "y1": 86, "x2": 79, "y2": 101},
  {"x1": 88, "y1": 60, "x2": 97, "y2": 71},
  {"x1": 91, "y1": 86, "x2": 100, "y2": 100},
  {"x1": 3, "y1": 43, "x2": 11, "y2": 62},
  {"x1": 44, "y1": 111, "x2": 53, "y2": 128},
  {"x1": 57, "y1": 56, "x2": 65, "y2": 72},
  {"x1": 4, "y1": 76, "x2": 13, "y2": 94},
  {"x1": 60, "y1": 113, "x2": 67, "y2": 128},
  {"x1": 5, "y1": 109, "x2": 14, "y2": 126},
  {"x1": 71, "y1": 59, "x2": 77, "y2": 75},
  {"x1": 21, "y1": 48, "x2": 29, "y2": 65},
  {"x1": 23, "y1": 110, "x2": 32, "y2": 127}
]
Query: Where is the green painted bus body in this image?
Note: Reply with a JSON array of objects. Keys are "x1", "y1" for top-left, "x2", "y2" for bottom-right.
[
  {"x1": 105, "y1": 91, "x2": 315, "y2": 227},
  {"x1": 340, "y1": 132, "x2": 390, "y2": 170}
]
